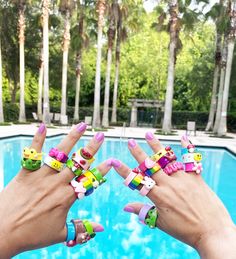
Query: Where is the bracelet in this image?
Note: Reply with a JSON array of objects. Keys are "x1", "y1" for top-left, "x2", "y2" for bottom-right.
[
  {"x1": 139, "y1": 177, "x2": 156, "y2": 196},
  {"x1": 163, "y1": 161, "x2": 184, "y2": 175},
  {"x1": 44, "y1": 155, "x2": 64, "y2": 172},
  {"x1": 84, "y1": 171, "x2": 100, "y2": 188},
  {"x1": 90, "y1": 168, "x2": 106, "y2": 185},
  {"x1": 71, "y1": 148, "x2": 95, "y2": 171},
  {"x1": 66, "y1": 159, "x2": 83, "y2": 176},
  {"x1": 49, "y1": 147, "x2": 68, "y2": 163},
  {"x1": 124, "y1": 171, "x2": 137, "y2": 189},
  {"x1": 145, "y1": 165, "x2": 161, "y2": 176},
  {"x1": 22, "y1": 147, "x2": 43, "y2": 161},
  {"x1": 138, "y1": 157, "x2": 156, "y2": 173},
  {"x1": 145, "y1": 207, "x2": 158, "y2": 229},
  {"x1": 82, "y1": 220, "x2": 96, "y2": 238},
  {"x1": 138, "y1": 204, "x2": 154, "y2": 224},
  {"x1": 66, "y1": 221, "x2": 76, "y2": 242}
]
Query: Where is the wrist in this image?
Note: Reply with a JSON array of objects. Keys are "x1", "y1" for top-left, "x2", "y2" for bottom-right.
[{"x1": 195, "y1": 226, "x2": 236, "y2": 259}]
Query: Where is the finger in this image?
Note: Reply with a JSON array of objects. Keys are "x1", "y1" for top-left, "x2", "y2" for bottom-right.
[
  {"x1": 145, "y1": 132, "x2": 182, "y2": 178},
  {"x1": 127, "y1": 139, "x2": 169, "y2": 184},
  {"x1": 31, "y1": 123, "x2": 47, "y2": 152},
  {"x1": 60, "y1": 133, "x2": 107, "y2": 182},
  {"x1": 61, "y1": 220, "x2": 104, "y2": 245},
  {"x1": 20, "y1": 123, "x2": 47, "y2": 175},
  {"x1": 123, "y1": 202, "x2": 159, "y2": 228},
  {"x1": 111, "y1": 159, "x2": 160, "y2": 204},
  {"x1": 42, "y1": 122, "x2": 87, "y2": 174},
  {"x1": 145, "y1": 132, "x2": 163, "y2": 153},
  {"x1": 56, "y1": 122, "x2": 87, "y2": 155}
]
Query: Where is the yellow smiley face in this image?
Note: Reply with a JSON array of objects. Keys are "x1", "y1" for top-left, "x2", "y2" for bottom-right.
[
  {"x1": 51, "y1": 160, "x2": 62, "y2": 170},
  {"x1": 194, "y1": 153, "x2": 202, "y2": 162}
]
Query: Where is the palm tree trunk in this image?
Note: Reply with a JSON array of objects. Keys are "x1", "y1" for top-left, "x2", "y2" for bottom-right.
[
  {"x1": 74, "y1": 51, "x2": 82, "y2": 122},
  {"x1": 102, "y1": 47, "x2": 112, "y2": 127},
  {"x1": 162, "y1": 0, "x2": 178, "y2": 133},
  {"x1": 0, "y1": 39, "x2": 4, "y2": 123},
  {"x1": 60, "y1": 9, "x2": 71, "y2": 125},
  {"x1": 102, "y1": 3, "x2": 116, "y2": 127},
  {"x1": 217, "y1": 3, "x2": 236, "y2": 136},
  {"x1": 205, "y1": 32, "x2": 222, "y2": 131},
  {"x1": 18, "y1": 5, "x2": 26, "y2": 122},
  {"x1": 37, "y1": 45, "x2": 43, "y2": 120},
  {"x1": 213, "y1": 37, "x2": 227, "y2": 133},
  {"x1": 42, "y1": 0, "x2": 51, "y2": 125},
  {"x1": 93, "y1": 0, "x2": 106, "y2": 128},
  {"x1": 217, "y1": 39, "x2": 235, "y2": 136},
  {"x1": 111, "y1": 48, "x2": 120, "y2": 123}
]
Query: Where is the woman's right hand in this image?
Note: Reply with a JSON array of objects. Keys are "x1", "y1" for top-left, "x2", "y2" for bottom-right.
[{"x1": 112, "y1": 133, "x2": 236, "y2": 259}]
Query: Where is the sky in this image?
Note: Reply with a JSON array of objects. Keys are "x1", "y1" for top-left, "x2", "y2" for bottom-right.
[{"x1": 143, "y1": 0, "x2": 218, "y2": 13}]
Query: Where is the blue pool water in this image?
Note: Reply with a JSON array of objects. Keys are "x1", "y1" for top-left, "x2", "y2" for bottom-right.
[{"x1": 1, "y1": 136, "x2": 236, "y2": 259}]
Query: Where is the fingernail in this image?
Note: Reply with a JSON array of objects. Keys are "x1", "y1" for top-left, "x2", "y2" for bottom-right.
[
  {"x1": 38, "y1": 123, "x2": 45, "y2": 134},
  {"x1": 95, "y1": 132, "x2": 104, "y2": 142},
  {"x1": 145, "y1": 132, "x2": 154, "y2": 141},
  {"x1": 106, "y1": 158, "x2": 113, "y2": 167},
  {"x1": 181, "y1": 133, "x2": 188, "y2": 141},
  {"x1": 111, "y1": 159, "x2": 121, "y2": 168},
  {"x1": 93, "y1": 226, "x2": 104, "y2": 232},
  {"x1": 76, "y1": 122, "x2": 87, "y2": 132},
  {"x1": 123, "y1": 206, "x2": 135, "y2": 213},
  {"x1": 128, "y1": 139, "x2": 136, "y2": 148}
]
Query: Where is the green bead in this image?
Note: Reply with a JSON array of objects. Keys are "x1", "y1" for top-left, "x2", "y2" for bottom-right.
[
  {"x1": 21, "y1": 158, "x2": 41, "y2": 171},
  {"x1": 145, "y1": 208, "x2": 158, "y2": 229},
  {"x1": 66, "y1": 159, "x2": 83, "y2": 176}
]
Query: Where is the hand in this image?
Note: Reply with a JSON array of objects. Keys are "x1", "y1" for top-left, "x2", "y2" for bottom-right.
[
  {"x1": 0, "y1": 123, "x2": 112, "y2": 258},
  {"x1": 112, "y1": 132, "x2": 236, "y2": 259}
]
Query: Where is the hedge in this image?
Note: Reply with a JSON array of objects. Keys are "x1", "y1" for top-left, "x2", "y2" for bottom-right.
[{"x1": 2, "y1": 103, "x2": 236, "y2": 132}]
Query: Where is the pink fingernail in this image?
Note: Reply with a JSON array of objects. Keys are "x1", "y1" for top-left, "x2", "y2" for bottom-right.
[
  {"x1": 76, "y1": 122, "x2": 87, "y2": 133},
  {"x1": 38, "y1": 123, "x2": 45, "y2": 134},
  {"x1": 123, "y1": 206, "x2": 135, "y2": 213},
  {"x1": 128, "y1": 139, "x2": 136, "y2": 148},
  {"x1": 95, "y1": 132, "x2": 104, "y2": 142},
  {"x1": 94, "y1": 226, "x2": 104, "y2": 232},
  {"x1": 106, "y1": 158, "x2": 113, "y2": 167},
  {"x1": 145, "y1": 132, "x2": 154, "y2": 141},
  {"x1": 111, "y1": 159, "x2": 121, "y2": 168}
]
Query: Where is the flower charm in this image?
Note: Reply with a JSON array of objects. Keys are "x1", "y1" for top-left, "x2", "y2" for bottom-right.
[{"x1": 193, "y1": 162, "x2": 203, "y2": 174}]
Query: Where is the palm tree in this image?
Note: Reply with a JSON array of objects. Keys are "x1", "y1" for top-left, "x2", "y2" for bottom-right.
[
  {"x1": 0, "y1": 39, "x2": 4, "y2": 123},
  {"x1": 37, "y1": 40, "x2": 43, "y2": 120},
  {"x1": 16, "y1": 0, "x2": 27, "y2": 122},
  {"x1": 92, "y1": 0, "x2": 106, "y2": 128},
  {"x1": 217, "y1": 1, "x2": 236, "y2": 136},
  {"x1": 205, "y1": 0, "x2": 225, "y2": 131},
  {"x1": 111, "y1": 0, "x2": 142, "y2": 123},
  {"x1": 59, "y1": 0, "x2": 75, "y2": 125},
  {"x1": 162, "y1": 0, "x2": 180, "y2": 133},
  {"x1": 213, "y1": 37, "x2": 227, "y2": 133},
  {"x1": 42, "y1": 0, "x2": 51, "y2": 124},
  {"x1": 102, "y1": 0, "x2": 118, "y2": 127}
]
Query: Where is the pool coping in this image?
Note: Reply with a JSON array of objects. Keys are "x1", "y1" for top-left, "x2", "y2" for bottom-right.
[{"x1": 1, "y1": 132, "x2": 236, "y2": 157}]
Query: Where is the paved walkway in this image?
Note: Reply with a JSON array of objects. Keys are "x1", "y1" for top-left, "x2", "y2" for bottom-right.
[{"x1": 0, "y1": 124, "x2": 236, "y2": 154}]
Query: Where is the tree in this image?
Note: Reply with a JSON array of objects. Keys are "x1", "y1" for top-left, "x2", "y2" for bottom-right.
[
  {"x1": 213, "y1": 37, "x2": 227, "y2": 133},
  {"x1": 162, "y1": 0, "x2": 180, "y2": 133},
  {"x1": 205, "y1": 0, "x2": 226, "y2": 131},
  {"x1": 14, "y1": 0, "x2": 27, "y2": 122},
  {"x1": 217, "y1": 1, "x2": 236, "y2": 136},
  {"x1": 37, "y1": 42, "x2": 43, "y2": 120},
  {"x1": 0, "y1": 39, "x2": 4, "y2": 123},
  {"x1": 59, "y1": 0, "x2": 75, "y2": 125},
  {"x1": 92, "y1": 0, "x2": 106, "y2": 128},
  {"x1": 42, "y1": 0, "x2": 51, "y2": 124},
  {"x1": 102, "y1": 0, "x2": 119, "y2": 127}
]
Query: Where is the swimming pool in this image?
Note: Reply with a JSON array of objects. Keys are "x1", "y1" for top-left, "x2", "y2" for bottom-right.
[{"x1": 1, "y1": 136, "x2": 236, "y2": 259}]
